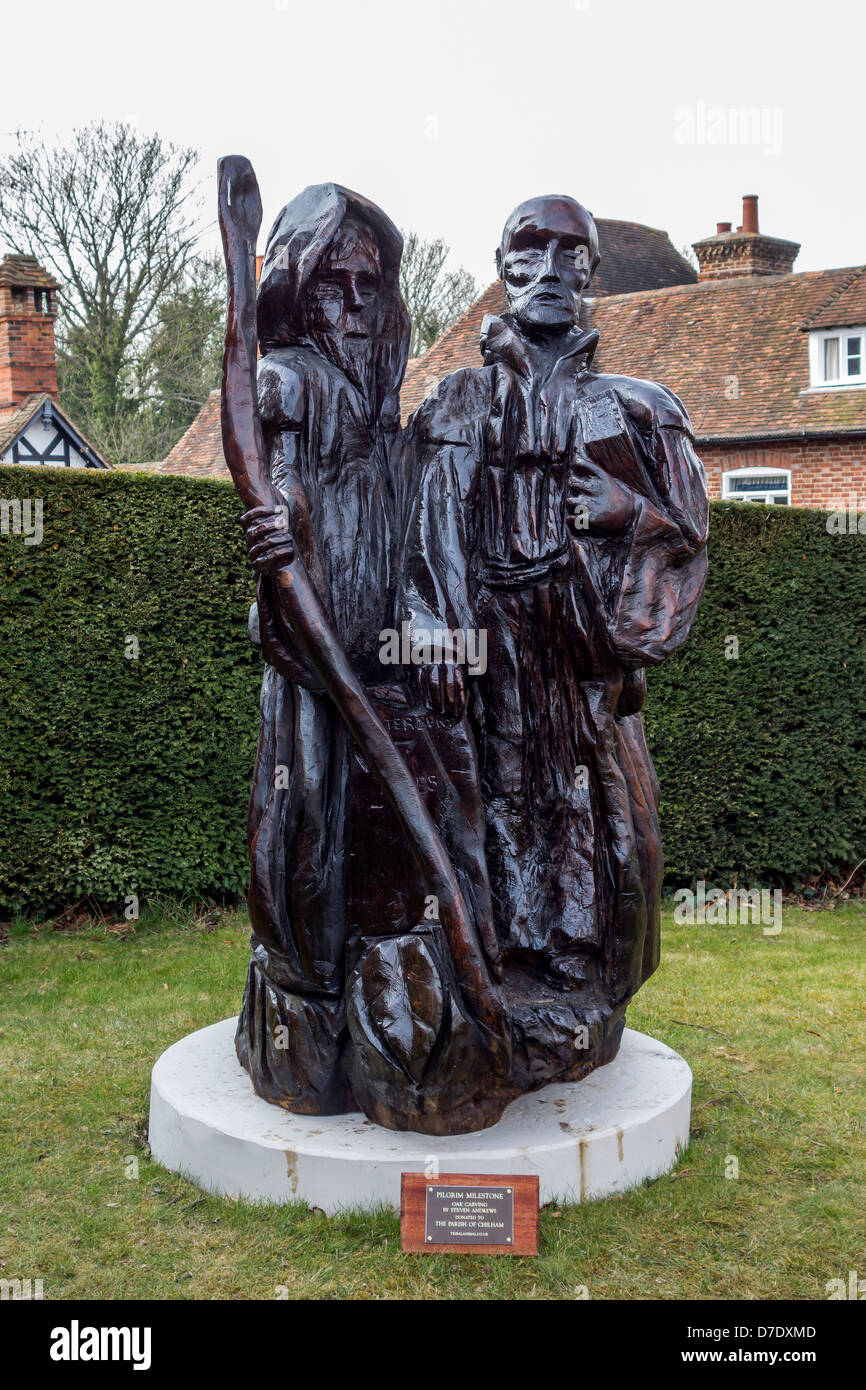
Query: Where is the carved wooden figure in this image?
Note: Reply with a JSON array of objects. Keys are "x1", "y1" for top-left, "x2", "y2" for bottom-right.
[{"x1": 219, "y1": 163, "x2": 708, "y2": 1135}]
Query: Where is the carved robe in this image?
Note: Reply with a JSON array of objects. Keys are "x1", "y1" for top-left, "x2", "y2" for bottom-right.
[
  {"x1": 235, "y1": 184, "x2": 409, "y2": 1113},
  {"x1": 400, "y1": 313, "x2": 709, "y2": 1090}
]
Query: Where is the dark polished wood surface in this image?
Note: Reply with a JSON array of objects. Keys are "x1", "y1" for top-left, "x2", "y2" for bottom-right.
[{"x1": 219, "y1": 162, "x2": 709, "y2": 1135}]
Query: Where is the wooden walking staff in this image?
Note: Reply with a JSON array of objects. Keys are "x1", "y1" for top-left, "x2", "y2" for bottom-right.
[{"x1": 216, "y1": 155, "x2": 506, "y2": 1047}]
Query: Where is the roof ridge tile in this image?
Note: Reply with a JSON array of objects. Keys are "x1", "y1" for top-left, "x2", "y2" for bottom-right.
[{"x1": 802, "y1": 267, "x2": 866, "y2": 330}]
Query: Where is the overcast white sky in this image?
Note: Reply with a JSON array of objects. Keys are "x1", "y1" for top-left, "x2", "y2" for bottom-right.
[{"x1": 2, "y1": 0, "x2": 863, "y2": 287}]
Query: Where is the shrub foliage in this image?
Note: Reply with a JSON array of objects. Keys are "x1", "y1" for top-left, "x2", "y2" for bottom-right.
[
  {"x1": 646, "y1": 501, "x2": 866, "y2": 887},
  {"x1": 2, "y1": 467, "x2": 864, "y2": 913},
  {"x1": 1, "y1": 466, "x2": 259, "y2": 915}
]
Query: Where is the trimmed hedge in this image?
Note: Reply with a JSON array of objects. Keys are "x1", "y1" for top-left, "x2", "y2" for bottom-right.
[
  {"x1": 0, "y1": 466, "x2": 260, "y2": 915},
  {"x1": 645, "y1": 501, "x2": 866, "y2": 886},
  {"x1": 1, "y1": 465, "x2": 865, "y2": 914}
]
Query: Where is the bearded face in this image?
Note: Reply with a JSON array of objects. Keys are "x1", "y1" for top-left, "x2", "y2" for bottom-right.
[{"x1": 305, "y1": 219, "x2": 384, "y2": 401}]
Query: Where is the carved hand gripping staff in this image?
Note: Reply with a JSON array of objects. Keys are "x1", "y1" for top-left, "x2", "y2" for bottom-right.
[{"x1": 218, "y1": 157, "x2": 507, "y2": 1130}]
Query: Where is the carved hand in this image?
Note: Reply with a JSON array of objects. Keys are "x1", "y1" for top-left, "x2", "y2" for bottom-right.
[
  {"x1": 417, "y1": 661, "x2": 467, "y2": 719},
  {"x1": 567, "y1": 459, "x2": 636, "y2": 537},
  {"x1": 241, "y1": 504, "x2": 296, "y2": 575}
]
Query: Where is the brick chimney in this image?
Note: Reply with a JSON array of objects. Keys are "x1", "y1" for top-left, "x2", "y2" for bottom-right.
[
  {"x1": 693, "y1": 196, "x2": 800, "y2": 282},
  {"x1": 0, "y1": 255, "x2": 59, "y2": 418}
]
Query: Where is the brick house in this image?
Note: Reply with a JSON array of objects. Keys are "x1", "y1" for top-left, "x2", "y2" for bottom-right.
[
  {"x1": 145, "y1": 198, "x2": 866, "y2": 510},
  {"x1": 400, "y1": 196, "x2": 866, "y2": 511},
  {"x1": 0, "y1": 254, "x2": 108, "y2": 469},
  {"x1": 398, "y1": 216, "x2": 697, "y2": 416},
  {"x1": 156, "y1": 218, "x2": 698, "y2": 479}
]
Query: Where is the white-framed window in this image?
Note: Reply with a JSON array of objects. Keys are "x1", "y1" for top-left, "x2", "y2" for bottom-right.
[
  {"x1": 722, "y1": 466, "x2": 792, "y2": 506},
  {"x1": 808, "y1": 327, "x2": 866, "y2": 388}
]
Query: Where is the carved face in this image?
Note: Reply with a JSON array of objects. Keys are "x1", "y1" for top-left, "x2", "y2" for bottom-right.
[
  {"x1": 306, "y1": 219, "x2": 383, "y2": 343},
  {"x1": 497, "y1": 196, "x2": 598, "y2": 335}
]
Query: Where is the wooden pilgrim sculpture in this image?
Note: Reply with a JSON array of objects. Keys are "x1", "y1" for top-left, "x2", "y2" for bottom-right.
[{"x1": 218, "y1": 161, "x2": 708, "y2": 1135}]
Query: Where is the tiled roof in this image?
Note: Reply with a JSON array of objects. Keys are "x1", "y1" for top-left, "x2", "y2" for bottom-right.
[
  {"x1": 160, "y1": 390, "x2": 227, "y2": 477},
  {"x1": 803, "y1": 267, "x2": 866, "y2": 330},
  {"x1": 0, "y1": 394, "x2": 45, "y2": 452},
  {"x1": 156, "y1": 218, "x2": 697, "y2": 467},
  {"x1": 587, "y1": 267, "x2": 866, "y2": 439},
  {"x1": 401, "y1": 266, "x2": 866, "y2": 440},
  {"x1": 401, "y1": 281, "x2": 509, "y2": 419},
  {"x1": 0, "y1": 255, "x2": 59, "y2": 290},
  {"x1": 589, "y1": 219, "x2": 697, "y2": 296},
  {"x1": 400, "y1": 219, "x2": 697, "y2": 416},
  {"x1": 153, "y1": 249, "x2": 866, "y2": 476},
  {"x1": 0, "y1": 392, "x2": 110, "y2": 466}
]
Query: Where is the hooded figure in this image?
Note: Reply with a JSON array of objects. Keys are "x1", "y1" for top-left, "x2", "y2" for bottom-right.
[
  {"x1": 399, "y1": 196, "x2": 709, "y2": 1100},
  {"x1": 235, "y1": 184, "x2": 411, "y2": 1112}
]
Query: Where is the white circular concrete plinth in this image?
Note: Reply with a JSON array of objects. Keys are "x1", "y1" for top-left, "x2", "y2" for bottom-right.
[{"x1": 149, "y1": 1019, "x2": 691, "y2": 1213}]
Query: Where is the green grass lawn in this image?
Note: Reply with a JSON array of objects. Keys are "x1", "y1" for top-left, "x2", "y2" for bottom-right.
[{"x1": 1, "y1": 902, "x2": 863, "y2": 1301}]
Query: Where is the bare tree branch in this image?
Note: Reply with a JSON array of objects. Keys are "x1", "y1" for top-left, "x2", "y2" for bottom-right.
[
  {"x1": 399, "y1": 231, "x2": 478, "y2": 358},
  {"x1": 0, "y1": 122, "x2": 203, "y2": 459}
]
